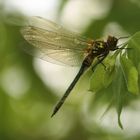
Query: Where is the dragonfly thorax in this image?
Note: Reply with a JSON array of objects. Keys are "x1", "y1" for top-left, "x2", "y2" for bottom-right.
[
  {"x1": 91, "y1": 41, "x2": 107, "y2": 55},
  {"x1": 92, "y1": 36, "x2": 118, "y2": 55}
]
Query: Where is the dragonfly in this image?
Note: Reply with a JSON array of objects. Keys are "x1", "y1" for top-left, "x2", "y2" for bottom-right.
[{"x1": 21, "y1": 16, "x2": 125, "y2": 117}]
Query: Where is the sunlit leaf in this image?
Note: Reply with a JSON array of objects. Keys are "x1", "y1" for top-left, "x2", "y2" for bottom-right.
[
  {"x1": 121, "y1": 53, "x2": 139, "y2": 95},
  {"x1": 111, "y1": 66, "x2": 127, "y2": 129},
  {"x1": 127, "y1": 31, "x2": 140, "y2": 69},
  {"x1": 89, "y1": 50, "x2": 119, "y2": 93}
]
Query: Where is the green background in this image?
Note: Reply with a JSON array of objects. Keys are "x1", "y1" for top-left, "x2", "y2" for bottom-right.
[{"x1": 0, "y1": 0, "x2": 140, "y2": 139}]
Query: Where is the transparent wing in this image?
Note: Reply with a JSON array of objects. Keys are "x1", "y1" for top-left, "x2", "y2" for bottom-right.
[{"x1": 21, "y1": 16, "x2": 93, "y2": 66}]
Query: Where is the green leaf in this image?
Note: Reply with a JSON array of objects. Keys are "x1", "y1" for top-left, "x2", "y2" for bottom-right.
[
  {"x1": 89, "y1": 64, "x2": 105, "y2": 92},
  {"x1": 89, "y1": 64, "x2": 128, "y2": 129},
  {"x1": 120, "y1": 54, "x2": 139, "y2": 95},
  {"x1": 127, "y1": 31, "x2": 140, "y2": 69},
  {"x1": 111, "y1": 66, "x2": 127, "y2": 129},
  {"x1": 89, "y1": 51, "x2": 119, "y2": 93},
  {"x1": 126, "y1": 31, "x2": 140, "y2": 95}
]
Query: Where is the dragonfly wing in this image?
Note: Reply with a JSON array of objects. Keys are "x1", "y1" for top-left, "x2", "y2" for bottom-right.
[
  {"x1": 27, "y1": 16, "x2": 86, "y2": 39},
  {"x1": 21, "y1": 42, "x2": 83, "y2": 66},
  {"x1": 21, "y1": 17, "x2": 92, "y2": 66},
  {"x1": 21, "y1": 40, "x2": 85, "y2": 66},
  {"x1": 41, "y1": 49, "x2": 84, "y2": 66}
]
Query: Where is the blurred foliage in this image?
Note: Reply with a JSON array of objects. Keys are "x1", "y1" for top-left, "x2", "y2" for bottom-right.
[
  {"x1": 85, "y1": 0, "x2": 140, "y2": 38},
  {"x1": 0, "y1": 0, "x2": 140, "y2": 140}
]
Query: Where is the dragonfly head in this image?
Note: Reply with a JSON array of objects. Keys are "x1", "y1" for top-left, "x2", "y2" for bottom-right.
[{"x1": 107, "y1": 36, "x2": 118, "y2": 51}]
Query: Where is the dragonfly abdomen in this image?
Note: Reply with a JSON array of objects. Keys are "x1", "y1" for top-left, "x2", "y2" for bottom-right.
[{"x1": 51, "y1": 62, "x2": 89, "y2": 117}]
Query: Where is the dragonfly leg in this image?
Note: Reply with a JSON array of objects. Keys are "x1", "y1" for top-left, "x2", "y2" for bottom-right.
[
  {"x1": 91, "y1": 63, "x2": 98, "y2": 72},
  {"x1": 100, "y1": 61, "x2": 107, "y2": 71},
  {"x1": 91, "y1": 55, "x2": 107, "y2": 72}
]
